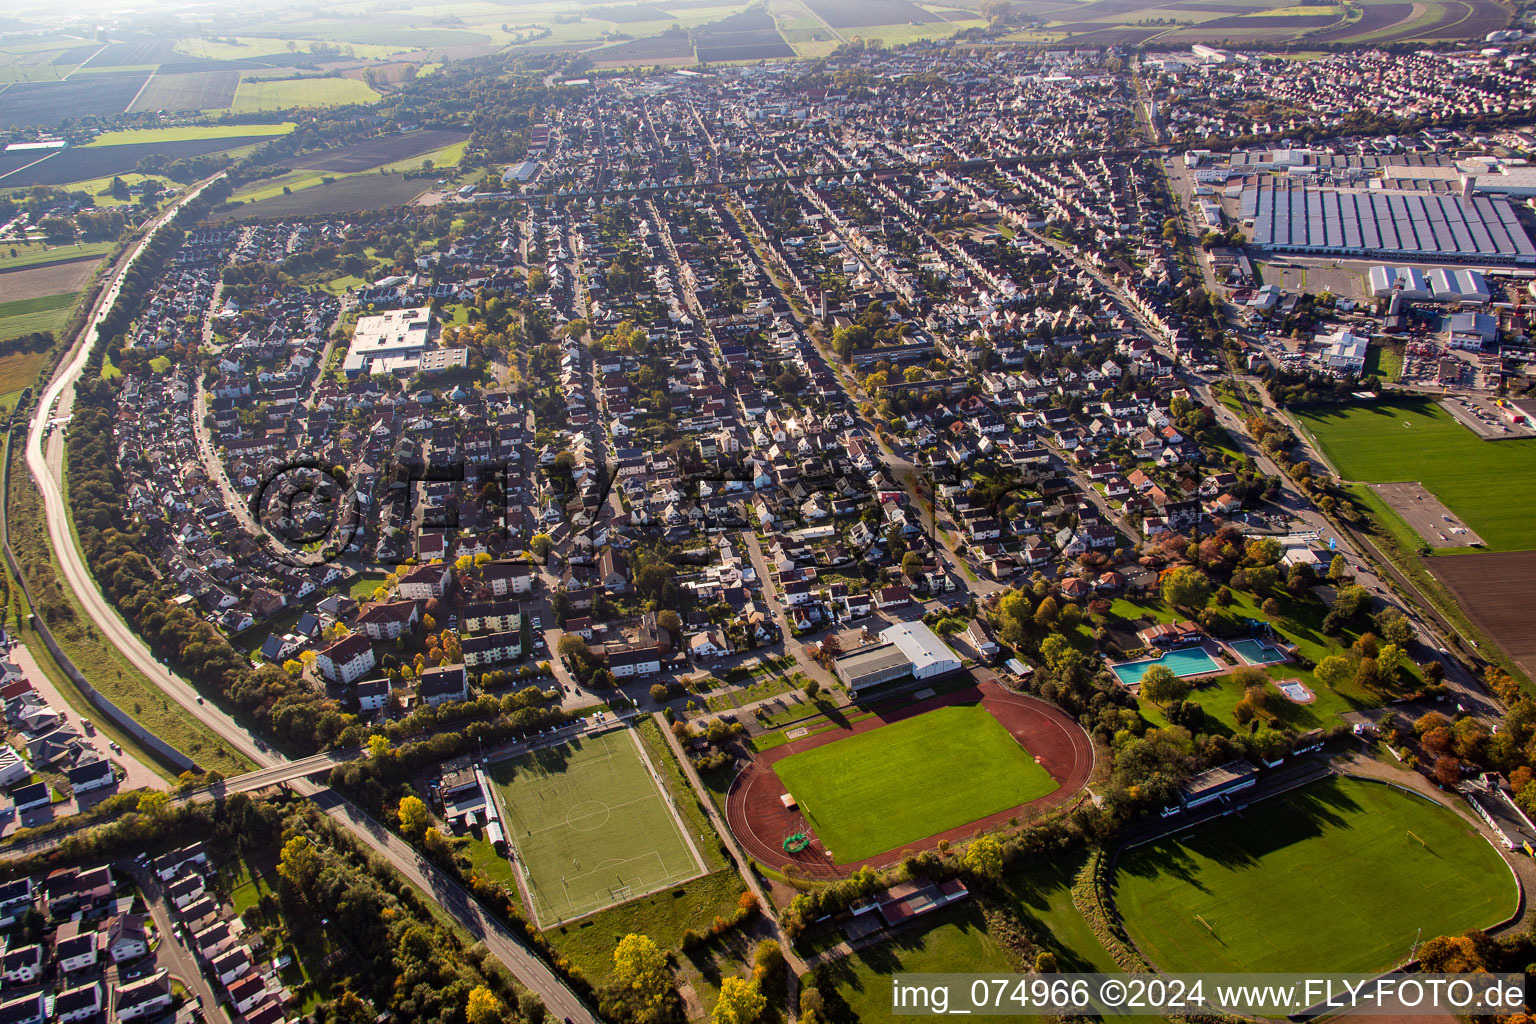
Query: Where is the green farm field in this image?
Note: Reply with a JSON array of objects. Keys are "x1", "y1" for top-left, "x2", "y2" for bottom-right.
[
  {"x1": 230, "y1": 77, "x2": 379, "y2": 113},
  {"x1": 0, "y1": 242, "x2": 113, "y2": 271},
  {"x1": 85, "y1": 123, "x2": 296, "y2": 147},
  {"x1": 490, "y1": 727, "x2": 703, "y2": 927},
  {"x1": 773, "y1": 704, "x2": 1058, "y2": 862},
  {"x1": 1296, "y1": 399, "x2": 1536, "y2": 551},
  {"x1": 1115, "y1": 777, "x2": 1515, "y2": 973},
  {"x1": 0, "y1": 292, "x2": 78, "y2": 342}
]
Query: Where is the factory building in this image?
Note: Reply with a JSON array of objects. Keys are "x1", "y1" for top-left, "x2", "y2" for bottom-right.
[{"x1": 1244, "y1": 181, "x2": 1536, "y2": 265}]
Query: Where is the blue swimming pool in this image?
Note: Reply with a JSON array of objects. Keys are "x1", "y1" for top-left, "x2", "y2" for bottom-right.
[
  {"x1": 1111, "y1": 647, "x2": 1220, "y2": 686},
  {"x1": 1230, "y1": 638, "x2": 1288, "y2": 665}
]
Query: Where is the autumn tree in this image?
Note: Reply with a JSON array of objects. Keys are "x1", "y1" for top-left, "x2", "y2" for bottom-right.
[
  {"x1": 1417, "y1": 933, "x2": 1485, "y2": 972},
  {"x1": 398, "y1": 795, "x2": 432, "y2": 841},
  {"x1": 1161, "y1": 566, "x2": 1211, "y2": 612},
  {"x1": 277, "y1": 835, "x2": 322, "y2": 897},
  {"x1": 466, "y1": 986, "x2": 503, "y2": 1024},
  {"x1": 1138, "y1": 664, "x2": 1190, "y2": 708},
  {"x1": 1433, "y1": 755, "x2": 1463, "y2": 787},
  {"x1": 713, "y1": 977, "x2": 767, "y2": 1024},
  {"x1": 613, "y1": 934, "x2": 672, "y2": 1021},
  {"x1": 961, "y1": 834, "x2": 1005, "y2": 881}
]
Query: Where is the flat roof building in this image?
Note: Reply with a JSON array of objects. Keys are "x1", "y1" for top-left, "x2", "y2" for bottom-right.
[
  {"x1": 1179, "y1": 758, "x2": 1258, "y2": 809},
  {"x1": 343, "y1": 307, "x2": 433, "y2": 377},
  {"x1": 1244, "y1": 181, "x2": 1536, "y2": 265},
  {"x1": 833, "y1": 642, "x2": 912, "y2": 697},
  {"x1": 879, "y1": 621, "x2": 962, "y2": 680}
]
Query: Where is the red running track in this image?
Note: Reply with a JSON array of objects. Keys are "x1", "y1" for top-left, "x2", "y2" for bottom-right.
[{"x1": 725, "y1": 680, "x2": 1095, "y2": 878}]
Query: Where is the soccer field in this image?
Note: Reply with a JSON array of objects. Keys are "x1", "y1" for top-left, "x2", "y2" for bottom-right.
[
  {"x1": 773, "y1": 704, "x2": 1058, "y2": 862},
  {"x1": 490, "y1": 728, "x2": 703, "y2": 926},
  {"x1": 1295, "y1": 399, "x2": 1536, "y2": 550},
  {"x1": 1115, "y1": 777, "x2": 1516, "y2": 973}
]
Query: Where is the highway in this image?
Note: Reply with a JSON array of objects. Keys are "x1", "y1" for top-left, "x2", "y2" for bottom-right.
[{"x1": 19, "y1": 175, "x2": 599, "y2": 1024}]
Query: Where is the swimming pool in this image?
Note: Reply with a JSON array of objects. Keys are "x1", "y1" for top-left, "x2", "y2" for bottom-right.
[
  {"x1": 1111, "y1": 647, "x2": 1220, "y2": 687},
  {"x1": 1230, "y1": 638, "x2": 1288, "y2": 665}
]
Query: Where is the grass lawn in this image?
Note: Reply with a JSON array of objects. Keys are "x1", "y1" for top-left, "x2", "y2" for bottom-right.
[
  {"x1": 230, "y1": 76, "x2": 379, "y2": 113},
  {"x1": 1295, "y1": 399, "x2": 1536, "y2": 550},
  {"x1": 490, "y1": 727, "x2": 701, "y2": 926},
  {"x1": 1007, "y1": 856, "x2": 1121, "y2": 975},
  {"x1": 636, "y1": 716, "x2": 727, "y2": 872},
  {"x1": 774, "y1": 704, "x2": 1058, "y2": 862},
  {"x1": 543, "y1": 869, "x2": 745, "y2": 985},
  {"x1": 348, "y1": 572, "x2": 388, "y2": 599},
  {"x1": 1363, "y1": 342, "x2": 1403, "y2": 381},
  {"x1": 0, "y1": 350, "x2": 52, "y2": 410},
  {"x1": 456, "y1": 834, "x2": 524, "y2": 914},
  {"x1": 0, "y1": 292, "x2": 79, "y2": 342},
  {"x1": 85, "y1": 123, "x2": 296, "y2": 147},
  {"x1": 1115, "y1": 776, "x2": 1516, "y2": 973},
  {"x1": 1128, "y1": 590, "x2": 1389, "y2": 733},
  {"x1": 818, "y1": 903, "x2": 1017, "y2": 1024},
  {"x1": 0, "y1": 241, "x2": 113, "y2": 270}
]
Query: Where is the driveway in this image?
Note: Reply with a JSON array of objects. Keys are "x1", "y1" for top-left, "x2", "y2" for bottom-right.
[{"x1": 10, "y1": 643, "x2": 165, "y2": 800}]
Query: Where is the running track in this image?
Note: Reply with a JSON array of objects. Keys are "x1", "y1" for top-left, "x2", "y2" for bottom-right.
[{"x1": 725, "y1": 680, "x2": 1095, "y2": 877}]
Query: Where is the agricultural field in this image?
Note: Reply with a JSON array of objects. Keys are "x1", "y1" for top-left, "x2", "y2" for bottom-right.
[
  {"x1": 1296, "y1": 399, "x2": 1536, "y2": 551},
  {"x1": 803, "y1": 0, "x2": 939, "y2": 26},
  {"x1": 0, "y1": 241, "x2": 115, "y2": 271},
  {"x1": 286, "y1": 129, "x2": 469, "y2": 173},
  {"x1": 127, "y1": 70, "x2": 240, "y2": 112},
  {"x1": 489, "y1": 727, "x2": 704, "y2": 927},
  {"x1": 0, "y1": 291, "x2": 79, "y2": 343},
  {"x1": 0, "y1": 71, "x2": 151, "y2": 128},
  {"x1": 1015, "y1": 0, "x2": 1501, "y2": 46},
  {"x1": 85, "y1": 123, "x2": 296, "y2": 146},
  {"x1": 0, "y1": 349, "x2": 52, "y2": 409},
  {"x1": 1114, "y1": 777, "x2": 1515, "y2": 973},
  {"x1": 0, "y1": 256, "x2": 100, "y2": 303},
  {"x1": 217, "y1": 172, "x2": 430, "y2": 220},
  {"x1": 1427, "y1": 551, "x2": 1536, "y2": 680},
  {"x1": 221, "y1": 169, "x2": 432, "y2": 217},
  {"x1": 230, "y1": 76, "x2": 380, "y2": 112},
  {"x1": 694, "y1": 8, "x2": 796, "y2": 61},
  {"x1": 773, "y1": 704, "x2": 1058, "y2": 862},
  {"x1": 0, "y1": 136, "x2": 277, "y2": 188}
]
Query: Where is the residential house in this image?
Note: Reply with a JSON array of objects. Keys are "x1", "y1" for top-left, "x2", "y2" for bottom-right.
[
  {"x1": 314, "y1": 633, "x2": 376, "y2": 686},
  {"x1": 114, "y1": 972, "x2": 173, "y2": 1021},
  {"x1": 396, "y1": 562, "x2": 452, "y2": 600}
]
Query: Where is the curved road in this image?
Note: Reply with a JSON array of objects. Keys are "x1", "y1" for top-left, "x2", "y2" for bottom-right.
[{"x1": 21, "y1": 176, "x2": 598, "y2": 1024}]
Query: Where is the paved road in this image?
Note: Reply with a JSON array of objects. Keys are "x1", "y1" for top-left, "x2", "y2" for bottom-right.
[
  {"x1": 131, "y1": 863, "x2": 231, "y2": 1024},
  {"x1": 19, "y1": 174, "x2": 599, "y2": 1024}
]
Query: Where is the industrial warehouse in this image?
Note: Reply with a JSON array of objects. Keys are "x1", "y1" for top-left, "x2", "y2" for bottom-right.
[
  {"x1": 1242, "y1": 180, "x2": 1536, "y2": 264},
  {"x1": 833, "y1": 621, "x2": 963, "y2": 698}
]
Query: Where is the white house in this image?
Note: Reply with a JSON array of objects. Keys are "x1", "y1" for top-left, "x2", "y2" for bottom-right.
[
  {"x1": 607, "y1": 646, "x2": 661, "y2": 678},
  {"x1": 107, "y1": 914, "x2": 149, "y2": 963},
  {"x1": 114, "y1": 972, "x2": 173, "y2": 1021},
  {"x1": 314, "y1": 633, "x2": 376, "y2": 686}
]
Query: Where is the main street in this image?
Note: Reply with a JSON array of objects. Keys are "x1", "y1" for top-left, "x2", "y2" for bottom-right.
[{"x1": 20, "y1": 174, "x2": 598, "y2": 1024}]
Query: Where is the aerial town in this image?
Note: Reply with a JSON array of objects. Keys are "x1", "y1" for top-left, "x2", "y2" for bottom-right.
[{"x1": 0, "y1": 0, "x2": 1535, "y2": 1021}]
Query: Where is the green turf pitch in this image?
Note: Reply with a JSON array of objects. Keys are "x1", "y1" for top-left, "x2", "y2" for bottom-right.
[
  {"x1": 491, "y1": 728, "x2": 702, "y2": 926},
  {"x1": 772, "y1": 704, "x2": 1058, "y2": 862},
  {"x1": 1295, "y1": 399, "x2": 1536, "y2": 551},
  {"x1": 1114, "y1": 777, "x2": 1516, "y2": 973}
]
